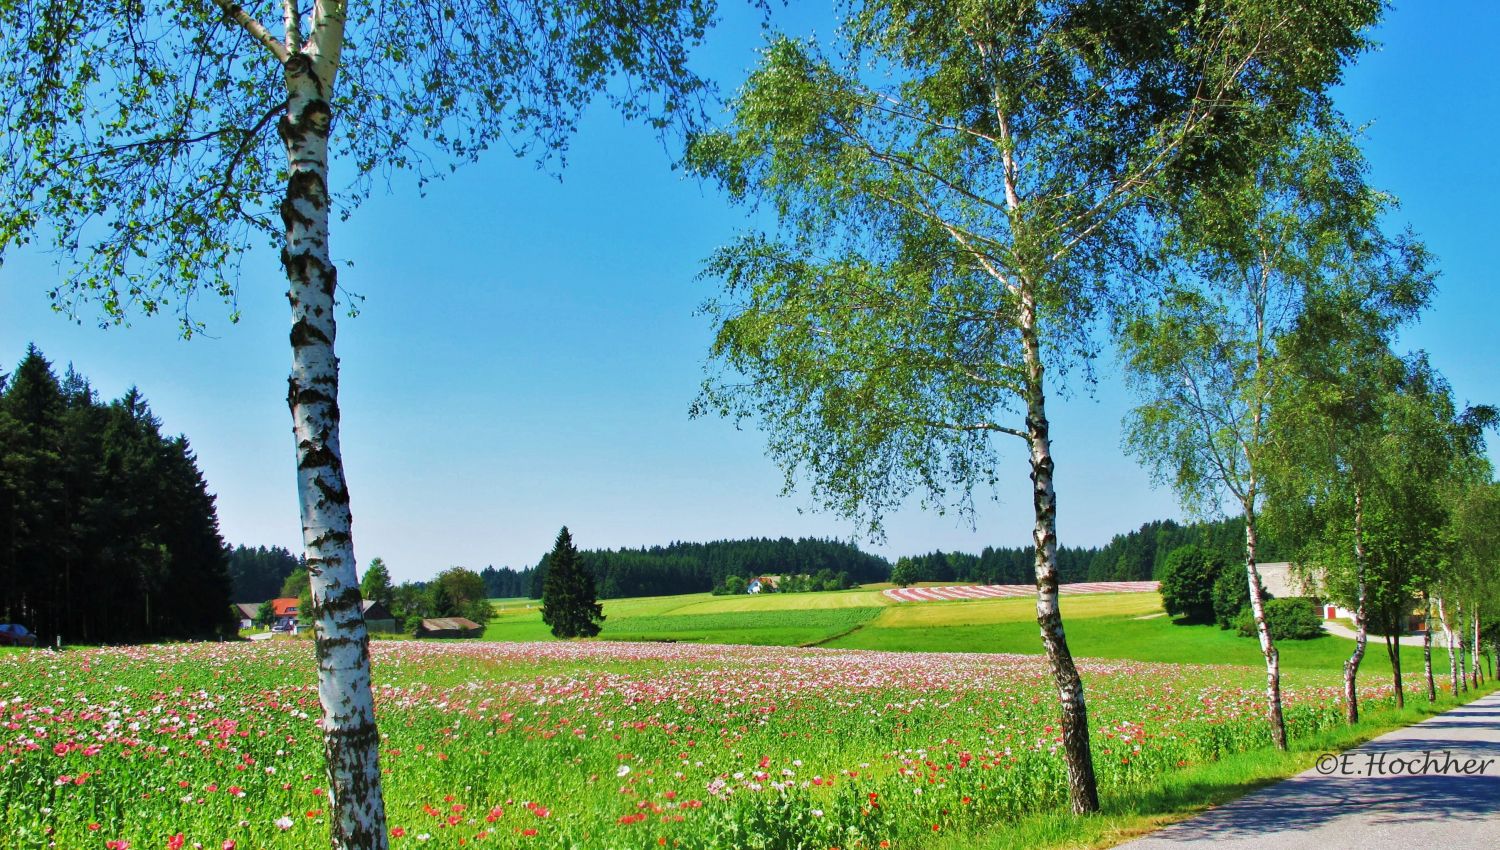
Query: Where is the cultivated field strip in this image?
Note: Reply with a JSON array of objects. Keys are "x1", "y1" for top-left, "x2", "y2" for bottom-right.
[{"x1": 883, "y1": 581, "x2": 1161, "y2": 603}]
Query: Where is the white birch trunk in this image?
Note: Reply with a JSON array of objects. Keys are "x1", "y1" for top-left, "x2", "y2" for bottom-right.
[
  {"x1": 1458, "y1": 599, "x2": 1470, "y2": 692},
  {"x1": 1243, "y1": 506, "x2": 1287, "y2": 749},
  {"x1": 1020, "y1": 287, "x2": 1099, "y2": 815},
  {"x1": 1422, "y1": 591, "x2": 1435, "y2": 703},
  {"x1": 279, "y1": 10, "x2": 389, "y2": 849},
  {"x1": 1474, "y1": 612, "x2": 1483, "y2": 688},
  {"x1": 1343, "y1": 486, "x2": 1368, "y2": 723},
  {"x1": 1439, "y1": 596, "x2": 1459, "y2": 695}
]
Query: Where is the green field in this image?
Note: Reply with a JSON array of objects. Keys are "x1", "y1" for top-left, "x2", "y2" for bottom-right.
[
  {"x1": 2, "y1": 589, "x2": 1477, "y2": 850},
  {"x1": 487, "y1": 588, "x2": 1454, "y2": 677}
]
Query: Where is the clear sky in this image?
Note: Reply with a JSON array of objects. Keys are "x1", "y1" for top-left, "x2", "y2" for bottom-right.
[{"x1": 3, "y1": 2, "x2": 1495, "y2": 584}]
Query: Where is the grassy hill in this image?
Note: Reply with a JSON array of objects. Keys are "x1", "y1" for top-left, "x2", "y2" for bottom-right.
[{"x1": 488, "y1": 587, "x2": 1453, "y2": 677}]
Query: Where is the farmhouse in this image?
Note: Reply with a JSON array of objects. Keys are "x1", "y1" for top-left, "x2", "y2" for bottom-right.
[
  {"x1": 746, "y1": 575, "x2": 778, "y2": 594},
  {"x1": 414, "y1": 617, "x2": 483, "y2": 639},
  {"x1": 270, "y1": 597, "x2": 300, "y2": 630},
  {"x1": 1258, "y1": 562, "x2": 1427, "y2": 633},
  {"x1": 230, "y1": 603, "x2": 260, "y2": 630}
]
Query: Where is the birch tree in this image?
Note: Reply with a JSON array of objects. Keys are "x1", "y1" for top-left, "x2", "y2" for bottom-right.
[
  {"x1": 1448, "y1": 473, "x2": 1500, "y2": 690},
  {"x1": 689, "y1": 0, "x2": 1378, "y2": 810},
  {"x1": 1355, "y1": 357, "x2": 1489, "y2": 707},
  {"x1": 1118, "y1": 127, "x2": 1407, "y2": 748},
  {"x1": 0, "y1": 1, "x2": 715, "y2": 846},
  {"x1": 1267, "y1": 240, "x2": 1431, "y2": 723}
]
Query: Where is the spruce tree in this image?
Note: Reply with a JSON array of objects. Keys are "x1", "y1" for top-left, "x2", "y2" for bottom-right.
[{"x1": 541, "y1": 527, "x2": 604, "y2": 639}]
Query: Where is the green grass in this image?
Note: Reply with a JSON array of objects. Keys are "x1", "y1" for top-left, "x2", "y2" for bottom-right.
[
  {"x1": 828, "y1": 592, "x2": 1456, "y2": 673},
  {"x1": 925, "y1": 680, "x2": 1500, "y2": 850},
  {"x1": 483, "y1": 588, "x2": 1456, "y2": 679},
  {"x1": 600, "y1": 607, "x2": 883, "y2": 646},
  {"x1": 482, "y1": 592, "x2": 885, "y2": 646}
]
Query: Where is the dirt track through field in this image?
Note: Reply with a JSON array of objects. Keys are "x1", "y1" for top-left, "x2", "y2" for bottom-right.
[{"x1": 882, "y1": 581, "x2": 1159, "y2": 603}]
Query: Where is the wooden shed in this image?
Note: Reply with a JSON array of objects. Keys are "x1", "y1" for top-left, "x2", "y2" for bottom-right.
[{"x1": 360, "y1": 600, "x2": 397, "y2": 633}]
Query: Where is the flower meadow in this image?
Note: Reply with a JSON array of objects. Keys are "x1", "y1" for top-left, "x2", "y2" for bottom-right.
[{"x1": 1, "y1": 640, "x2": 1388, "y2": 850}]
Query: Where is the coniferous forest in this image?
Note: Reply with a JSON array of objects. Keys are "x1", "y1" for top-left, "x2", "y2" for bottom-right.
[
  {"x1": 889, "y1": 518, "x2": 1288, "y2": 586},
  {"x1": 523, "y1": 537, "x2": 893, "y2": 600},
  {"x1": 0, "y1": 345, "x2": 233, "y2": 644}
]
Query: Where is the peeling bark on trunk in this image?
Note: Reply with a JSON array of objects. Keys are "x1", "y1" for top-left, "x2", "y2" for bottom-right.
[
  {"x1": 1473, "y1": 613, "x2": 1483, "y2": 688},
  {"x1": 1343, "y1": 487, "x2": 1368, "y2": 724},
  {"x1": 1020, "y1": 288, "x2": 1098, "y2": 815},
  {"x1": 1460, "y1": 626, "x2": 1470, "y2": 693},
  {"x1": 1243, "y1": 508, "x2": 1287, "y2": 749},
  {"x1": 1422, "y1": 591, "x2": 1435, "y2": 703},
  {"x1": 1439, "y1": 596, "x2": 1459, "y2": 695},
  {"x1": 280, "y1": 48, "x2": 389, "y2": 850}
]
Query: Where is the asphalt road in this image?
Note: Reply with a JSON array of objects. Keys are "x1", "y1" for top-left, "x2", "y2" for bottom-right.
[{"x1": 1111, "y1": 690, "x2": 1500, "y2": 850}]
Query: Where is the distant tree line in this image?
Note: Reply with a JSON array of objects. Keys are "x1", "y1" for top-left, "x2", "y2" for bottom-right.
[
  {"x1": 525, "y1": 537, "x2": 891, "y2": 599},
  {"x1": 889, "y1": 518, "x2": 1288, "y2": 586},
  {"x1": 479, "y1": 565, "x2": 531, "y2": 599},
  {"x1": 0, "y1": 345, "x2": 232, "y2": 644},
  {"x1": 226, "y1": 544, "x2": 305, "y2": 602}
]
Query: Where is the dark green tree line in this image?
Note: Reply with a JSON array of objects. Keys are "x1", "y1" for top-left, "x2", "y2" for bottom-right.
[
  {"x1": 886, "y1": 518, "x2": 1281, "y2": 586},
  {"x1": 527, "y1": 536, "x2": 890, "y2": 600},
  {"x1": 226, "y1": 544, "x2": 306, "y2": 602},
  {"x1": 0, "y1": 345, "x2": 232, "y2": 644}
]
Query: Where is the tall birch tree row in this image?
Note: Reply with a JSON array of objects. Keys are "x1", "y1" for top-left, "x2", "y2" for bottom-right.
[
  {"x1": 1, "y1": 1, "x2": 717, "y2": 846},
  {"x1": 1117, "y1": 124, "x2": 1423, "y2": 748},
  {"x1": 1261, "y1": 177, "x2": 1434, "y2": 723},
  {"x1": 689, "y1": 0, "x2": 1379, "y2": 810},
  {"x1": 1444, "y1": 463, "x2": 1500, "y2": 690}
]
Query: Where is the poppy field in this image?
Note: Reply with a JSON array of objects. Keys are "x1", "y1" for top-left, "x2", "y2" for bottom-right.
[{"x1": 1, "y1": 640, "x2": 1389, "y2": 850}]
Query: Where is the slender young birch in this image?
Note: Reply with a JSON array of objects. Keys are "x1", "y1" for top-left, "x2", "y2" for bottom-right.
[
  {"x1": 1, "y1": 1, "x2": 716, "y2": 845},
  {"x1": 1439, "y1": 596, "x2": 1460, "y2": 694},
  {"x1": 1120, "y1": 128, "x2": 1406, "y2": 748},
  {"x1": 1423, "y1": 591, "x2": 1436, "y2": 702},
  {"x1": 691, "y1": 2, "x2": 1379, "y2": 807}
]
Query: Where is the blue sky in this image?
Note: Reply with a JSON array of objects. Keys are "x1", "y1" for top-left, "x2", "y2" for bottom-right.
[{"x1": 3, "y1": 2, "x2": 1495, "y2": 584}]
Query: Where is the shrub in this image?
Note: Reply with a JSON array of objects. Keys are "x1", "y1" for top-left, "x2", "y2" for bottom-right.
[
  {"x1": 1212, "y1": 563, "x2": 1263, "y2": 629},
  {"x1": 1158, "y1": 545, "x2": 1222, "y2": 624},
  {"x1": 1235, "y1": 597, "x2": 1324, "y2": 640}
]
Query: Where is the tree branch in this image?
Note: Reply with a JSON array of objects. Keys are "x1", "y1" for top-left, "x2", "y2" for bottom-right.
[{"x1": 211, "y1": 0, "x2": 290, "y2": 63}]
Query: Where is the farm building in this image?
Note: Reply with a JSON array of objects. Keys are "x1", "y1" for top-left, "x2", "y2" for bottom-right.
[
  {"x1": 231, "y1": 603, "x2": 260, "y2": 630},
  {"x1": 1257, "y1": 562, "x2": 1427, "y2": 632},
  {"x1": 270, "y1": 597, "x2": 300, "y2": 630},
  {"x1": 361, "y1": 600, "x2": 397, "y2": 633},
  {"x1": 746, "y1": 575, "x2": 778, "y2": 594},
  {"x1": 414, "y1": 617, "x2": 483, "y2": 639}
]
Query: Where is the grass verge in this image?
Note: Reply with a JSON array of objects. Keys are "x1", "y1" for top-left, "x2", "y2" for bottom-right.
[{"x1": 924, "y1": 680, "x2": 1500, "y2": 850}]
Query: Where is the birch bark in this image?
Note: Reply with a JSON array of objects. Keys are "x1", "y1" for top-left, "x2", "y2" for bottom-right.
[
  {"x1": 1343, "y1": 486, "x2": 1368, "y2": 723},
  {"x1": 274, "y1": 4, "x2": 389, "y2": 848},
  {"x1": 1473, "y1": 613, "x2": 1483, "y2": 688},
  {"x1": 1021, "y1": 287, "x2": 1098, "y2": 815},
  {"x1": 1422, "y1": 591, "x2": 1435, "y2": 702},
  {"x1": 1243, "y1": 507, "x2": 1287, "y2": 748},
  {"x1": 1439, "y1": 596, "x2": 1459, "y2": 694}
]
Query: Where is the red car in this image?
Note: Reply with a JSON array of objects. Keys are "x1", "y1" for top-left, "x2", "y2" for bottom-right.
[{"x1": 0, "y1": 624, "x2": 37, "y2": 647}]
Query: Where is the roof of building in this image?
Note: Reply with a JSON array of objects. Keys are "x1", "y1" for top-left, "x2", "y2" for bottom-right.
[
  {"x1": 361, "y1": 600, "x2": 392, "y2": 618},
  {"x1": 1254, "y1": 562, "x2": 1315, "y2": 599},
  {"x1": 420, "y1": 617, "x2": 481, "y2": 632},
  {"x1": 271, "y1": 597, "x2": 300, "y2": 617},
  {"x1": 231, "y1": 603, "x2": 260, "y2": 620}
]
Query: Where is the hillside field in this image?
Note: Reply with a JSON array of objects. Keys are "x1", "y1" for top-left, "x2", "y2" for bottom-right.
[{"x1": 487, "y1": 588, "x2": 1454, "y2": 674}]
